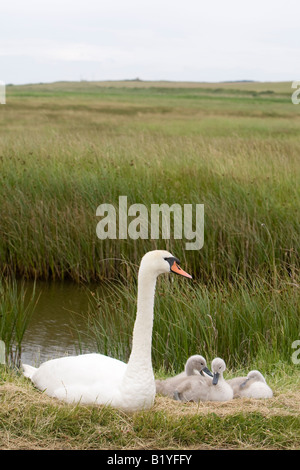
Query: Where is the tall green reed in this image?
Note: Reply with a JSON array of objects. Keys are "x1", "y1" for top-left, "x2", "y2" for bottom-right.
[
  {"x1": 0, "y1": 275, "x2": 37, "y2": 366},
  {"x1": 0, "y1": 133, "x2": 298, "y2": 284},
  {"x1": 83, "y1": 272, "x2": 300, "y2": 373}
]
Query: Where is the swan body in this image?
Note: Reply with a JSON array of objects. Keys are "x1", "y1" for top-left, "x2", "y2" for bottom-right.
[
  {"x1": 227, "y1": 370, "x2": 273, "y2": 399},
  {"x1": 174, "y1": 358, "x2": 233, "y2": 402},
  {"x1": 155, "y1": 355, "x2": 213, "y2": 397},
  {"x1": 22, "y1": 250, "x2": 192, "y2": 412},
  {"x1": 23, "y1": 354, "x2": 129, "y2": 406}
]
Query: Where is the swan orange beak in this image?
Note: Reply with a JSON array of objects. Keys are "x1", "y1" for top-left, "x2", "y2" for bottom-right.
[{"x1": 170, "y1": 261, "x2": 192, "y2": 279}]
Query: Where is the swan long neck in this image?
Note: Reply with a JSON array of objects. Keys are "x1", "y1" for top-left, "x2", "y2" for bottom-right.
[{"x1": 125, "y1": 267, "x2": 157, "y2": 376}]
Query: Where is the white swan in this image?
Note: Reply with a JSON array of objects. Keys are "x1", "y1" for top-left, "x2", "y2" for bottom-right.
[
  {"x1": 227, "y1": 370, "x2": 273, "y2": 399},
  {"x1": 22, "y1": 250, "x2": 192, "y2": 412},
  {"x1": 173, "y1": 357, "x2": 233, "y2": 402},
  {"x1": 155, "y1": 355, "x2": 213, "y2": 397}
]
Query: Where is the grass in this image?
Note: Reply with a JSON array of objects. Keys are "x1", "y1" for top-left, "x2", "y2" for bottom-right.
[
  {"x1": 82, "y1": 275, "x2": 300, "y2": 373},
  {"x1": 0, "y1": 365, "x2": 299, "y2": 450},
  {"x1": 0, "y1": 80, "x2": 299, "y2": 450},
  {"x1": 0, "y1": 80, "x2": 299, "y2": 283},
  {"x1": 0, "y1": 275, "x2": 37, "y2": 366}
]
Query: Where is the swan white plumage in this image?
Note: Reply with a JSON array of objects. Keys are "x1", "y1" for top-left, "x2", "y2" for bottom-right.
[
  {"x1": 227, "y1": 370, "x2": 273, "y2": 399},
  {"x1": 173, "y1": 357, "x2": 233, "y2": 402},
  {"x1": 155, "y1": 355, "x2": 213, "y2": 397},
  {"x1": 22, "y1": 250, "x2": 192, "y2": 412}
]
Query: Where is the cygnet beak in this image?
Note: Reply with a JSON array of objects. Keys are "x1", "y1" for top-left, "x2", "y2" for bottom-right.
[
  {"x1": 201, "y1": 367, "x2": 213, "y2": 377},
  {"x1": 212, "y1": 372, "x2": 220, "y2": 385}
]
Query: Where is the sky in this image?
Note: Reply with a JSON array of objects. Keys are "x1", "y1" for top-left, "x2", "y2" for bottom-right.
[{"x1": 0, "y1": 0, "x2": 299, "y2": 85}]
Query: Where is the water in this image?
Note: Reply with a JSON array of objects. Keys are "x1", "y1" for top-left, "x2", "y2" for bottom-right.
[{"x1": 21, "y1": 281, "x2": 97, "y2": 366}]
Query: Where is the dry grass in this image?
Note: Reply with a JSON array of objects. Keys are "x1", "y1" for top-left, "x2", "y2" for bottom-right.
[
  {"x1": 154, "y1": 390, "x2": 300, "y2": 419},
  {"x1": 0, "y1": 369, "x2": 299, "y2": 450}
]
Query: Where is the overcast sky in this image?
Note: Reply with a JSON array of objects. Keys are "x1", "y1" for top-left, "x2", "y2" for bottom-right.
[{"x1": 0, "y1": 0, "x2": 299, "y2": 85}]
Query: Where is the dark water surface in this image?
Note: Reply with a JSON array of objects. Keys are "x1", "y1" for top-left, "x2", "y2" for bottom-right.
[{"x1": 22, "y1": 281, "x2": 97, "y2": 366}]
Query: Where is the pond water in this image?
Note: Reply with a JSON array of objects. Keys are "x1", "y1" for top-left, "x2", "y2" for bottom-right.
[{"x1": 21, "y1": 281, "x2": 98, "y2": 366}]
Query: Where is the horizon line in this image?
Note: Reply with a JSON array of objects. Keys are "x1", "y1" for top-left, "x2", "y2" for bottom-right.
[{"x1": 5, "y1": 78, "x2": 293, "y2": 87}]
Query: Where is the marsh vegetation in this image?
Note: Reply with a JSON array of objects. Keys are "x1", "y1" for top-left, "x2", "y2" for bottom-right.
[{"x1": 0, "y1": 80, "x2": 299, "y2": 449}]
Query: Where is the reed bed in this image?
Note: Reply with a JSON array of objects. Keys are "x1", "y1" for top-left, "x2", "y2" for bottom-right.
[
  {"x1": 81, "y1": 274, "x2": 299, "y2": 374},
  {"x1": 0, "y1": 82, "x2": 299, "y2": 284},
  {"x1": 0, "y1": 275, "x2": 37, "y2": 366}
]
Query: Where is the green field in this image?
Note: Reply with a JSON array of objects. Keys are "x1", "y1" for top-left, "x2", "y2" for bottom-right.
[
  {"x1": 0, "y1": 80, "x2": 299, "y2": 449},
  {"x1": 1, "y1": 80, "x2": 299, "y2": 282}
]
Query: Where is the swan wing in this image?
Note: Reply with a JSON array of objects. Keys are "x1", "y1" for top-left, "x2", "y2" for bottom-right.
[
  {"x1": 29, "y1": 353, "x2": 127, "y2": 401},
  {"x1": 240, "y1": 381, "x2": 273, "y2": 399}
]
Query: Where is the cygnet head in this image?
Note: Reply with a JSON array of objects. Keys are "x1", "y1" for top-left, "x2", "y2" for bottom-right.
[
  {"x1": 185, "y1": 355, "x2": 213, "y2": 377},
  {"x1": 247, "y1": 370, "x2": 266, "y2": 383},
  {"x1": 211, "y1": 357, "x2": 226, "y2": 385},
  {"x1": 139, "y1": 250, "x2": 192, "y2": 279},
  {"x1": 239, "y1": 370, "x2": 266, "y2": 389}
]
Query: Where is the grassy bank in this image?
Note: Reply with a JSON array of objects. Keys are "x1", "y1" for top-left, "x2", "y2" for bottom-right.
[
  {"x1": 0, "y1": 81, "x2": 299, "y2": 283},
  {"x1": 0, "y1": 365, "x2": 299, "y2": 450}
]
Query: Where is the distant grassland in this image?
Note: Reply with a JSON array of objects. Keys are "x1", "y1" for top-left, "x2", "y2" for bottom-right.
[{"x1": 0, "y1": 80, "x2": 299, "y2": 283}]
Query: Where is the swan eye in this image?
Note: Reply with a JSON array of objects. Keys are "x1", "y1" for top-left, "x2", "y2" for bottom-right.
[{"x1": 164, "y1": 256, "x2": 180, "y2": 265}]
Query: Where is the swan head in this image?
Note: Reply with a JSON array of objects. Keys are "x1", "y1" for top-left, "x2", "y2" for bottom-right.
[
  {"x1": 211, "y1": 357, "x2": 226, "y2": 385},
  {"x1": 139, "y1": 250, "x2": 192, "y2": 279}
]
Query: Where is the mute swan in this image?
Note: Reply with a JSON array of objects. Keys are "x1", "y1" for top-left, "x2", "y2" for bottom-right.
[
  {"x1": 155, "y1": 355, "x2": 213, "y2": 397},
  {"x1": 227, "y1": 370, "x2": 273, "y2": 399},
  {"x1": 22, "y1": 250, "x2": 192, "y2": 412},
  {"x1": 174, "y1": 357, "x2": 233, "y2": 402}
]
